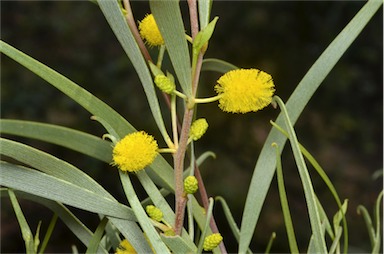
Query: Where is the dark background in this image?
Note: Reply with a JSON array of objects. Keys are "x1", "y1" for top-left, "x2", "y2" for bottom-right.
[{"x1": 1, "y1": 1, "x2": 382, "y2": 253}]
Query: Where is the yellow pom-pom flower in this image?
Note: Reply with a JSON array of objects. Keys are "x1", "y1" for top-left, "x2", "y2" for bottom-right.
[
  {"x1": 112, "y1": 131, "x2": 158, "y2": 173},
  {"x1": 115, "y1": 239, "x2": 137, "y2": 254},
  {"x1": 146, "y1": 205, "x2": 163, "y2": 222},
  {"x1": 184, "y1": 175, "x2": 198, "y2": 194},
  {"x1": 215, "y1": 69, "x2": 275, "y2": 113},
  {"x1": 189, "y1": 118, "x2": 208, "y2": 141},
  {"x1": 139, "y1": 14, "x2": 164, "y2": 47},
  {"x1": 203, "y1": 233, "x2": 223, "y2": 251},
  {"x1": 154, "y1": 74, "x2": 175, "y2": 94}
]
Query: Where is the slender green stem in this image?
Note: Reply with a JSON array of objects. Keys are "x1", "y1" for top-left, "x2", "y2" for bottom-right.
[
  {"x1": 264, "y1": 232, "x2": 276, "y2": 254},
  {"x1": 157, "y1": 45, "x2": 166, "y2": 68},
  {"x1": 174, "y1": 90, "x2": 188, "y2": 100},
  {"x1": 193, "y1": 94, "x2": 221, "y2": 104},
  {"x1": 38, "y1": 213, "x2": 58, "y2": 254}
]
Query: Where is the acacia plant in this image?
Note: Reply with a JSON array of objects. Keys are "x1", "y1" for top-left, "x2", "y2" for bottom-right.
[{"x1": 1, "y1": 0, "x2": 382, "y2": 253}]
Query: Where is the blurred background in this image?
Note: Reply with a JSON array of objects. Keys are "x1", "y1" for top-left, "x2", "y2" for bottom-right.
[{"x1": 1, "y1": 1, "x2": 382, "y2": 253}]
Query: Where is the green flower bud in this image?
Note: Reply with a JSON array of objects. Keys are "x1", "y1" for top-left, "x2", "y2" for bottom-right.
[
  {"x1": 146, "y1": 205, "x2": 163, "y2": 222},
  {"x1": 189, "y1": 118, "x2": 208, "y2": 141},
  {"x1": 154, "y1": 74, "x2": 175, "y2": 94},
  {"x1": 184, "y1": 175, "x2": 198, "y2": 194}
]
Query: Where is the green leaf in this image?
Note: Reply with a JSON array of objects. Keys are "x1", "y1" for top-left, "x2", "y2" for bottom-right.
[
  {"x1": 272, "y1": 143, "x2": 299, "y2": 253},
  {"x1": 1, "y1": 162, "x2": 135, "y2": 220},
  {"x1": 0, "y1": 40, "x2": 133, "y2": 140},
  {"x1": 86, "y1": 217, "x2": 108, "y2": 254},
  {"x1": 273, "y1": 96, "x2": 327, "y2": 252},
  {"x1": 0, "y1": 189, "x2": 108, "y2": 253},
  {"x1": 193, "y1": 17, "x2": 219, "y2": 52},
  {"x1": 8, "y1": 189, "x2": 36, "y2": 254},
  {"x1": 96, "y1": 0, "x2": 170, "y2": 144},
  {"x1": 201, "y1": 58, "x2": 238, "y2": 73},
  {"x1": 238, "y1": 0, "x2": 382, "y2": 252},
  {"x1": 38, "y1": 213, "x2": 58, "y2": 254},
  {"x1": 161, "y1": 234, "x2": 197, "y2": 253},
  {"x1": 150, "y1": 0, "x2": 192, "y2": 96},
  {"x1": 0, "y1": 119, "x2": 112, "y2": 163},
  {"x1": 198, "y1": 0, "x2": 213, "y2": 29},
  {"x1": 0, "y1": 138, "x2": 113, "y2": 200},
  {"x1": 119, "y1": 171, "x2": 170, "y2": 254},
  {"x1": 372, "y1": 191, "x2": 383, "y2": 254}
]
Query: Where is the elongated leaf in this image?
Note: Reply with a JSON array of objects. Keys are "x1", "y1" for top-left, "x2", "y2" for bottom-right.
[
  {"x1": 150, "y1": 0, "x2": 192, "y2": 96},
  {"x1": 96, "y1": 0, "x2": 170, "y2": 144},
  {"x1": 161, "y1": 234, "x2": 197, "y2": 253},
  {"x1": 8, "y1": 189, "x2": 36, "y2": 254},
  {"x1": 0, "y1": 119, "x2": 111, "y2": 166},
  {"x1": 1, "y1": 138, "x2": 113, "y2": 200},
  {"x1": 198, "y1": 0, "x2": 213, "y2": 29},
  {"x1": 119, "y1": 171, "x2": 170, "y2": 254},
  {"x1": 239, "y1": 1, "x2": 382, "y2": 252},
  {"x1": 86, "y1": 217, "x2": 108, "y2": 254},
  {"x1": 0, "y1": 189, "x2": 109, "y2": 253},
  {"x1": 0, "y1": 162, "x2": 135, "y2": 220},
  {"x1": 201, "y1": 58, "x2": 238, "y2": 73},
  {"x1": 0, "y1": 40, "x2": 133, "y2": 140}
]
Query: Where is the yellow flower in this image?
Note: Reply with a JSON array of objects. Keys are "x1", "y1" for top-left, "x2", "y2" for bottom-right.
[
  {"x1": 115, "y1": 239, "x2": 137, "y2": 254},
  {"x1": 184, "y1": 175, "x2": 198, "y2": 194},
  {"x1": 215, "y1": 69, "x2": 275, "y2": 113},
  {"x1": 203, "y1": 233, "x2": 223, "y2": 251},
  {"x1": 189, "y1": 118, "x2": 208, "y2": 141},
  {"x1": 146, "y1": 205, "x2": 163, "y2": 222},
  {"x1": 112, "y1": 131, "x2": 158, "y2": 172},
  {"x1": 139, "y1": 14, "x2": 164, "y2": 47}
]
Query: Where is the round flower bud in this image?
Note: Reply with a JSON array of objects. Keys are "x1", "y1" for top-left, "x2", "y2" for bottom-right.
[
  {"x1": 154, "y1": 74, "x2": 175, "y2": 94},
  {"x1": 139, "y1": 14, "x2": 164, "y2": 47},
  {"x1": 112, "y1": 131, "x2": 158, "y2": 173},
  {"x1": 146, "y1": 205, "x2": 163, "y2": 222},
  {"x1": 189, "y1": 118, "x2": 208, "y2": 141},
  {"x1": 203, "y1": 233, "x2": 223, "y2": 251},
  {"x1": 215, "y1": 69, "x2": 275, "y2": 113},
  {"x1": 184, "y1": 175, "x2": 198, "y2": 194}
]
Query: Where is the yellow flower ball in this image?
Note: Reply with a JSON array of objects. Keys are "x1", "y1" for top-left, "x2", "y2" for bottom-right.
[
  {"x1": 112, "y1": 131, "x2": 158, "y2": 173},
  {"x1": 139, "y1": 14, "x2": 164, "y2": 47},
  {"x1": 115, "y1": 239, "x2": 137, "y2": 254},
  {"x1": 215, "y1": 68, "x2": 275, "y2": 113},
  {"x1": 189, "y1": 118, "x2": 208, "y2": 141},
  {"x1": 154, "y1": 74, "x2": 175, "y2": 94},
  {"x1": 203, "y1": 233, "x2": 223, "y2": 251}
]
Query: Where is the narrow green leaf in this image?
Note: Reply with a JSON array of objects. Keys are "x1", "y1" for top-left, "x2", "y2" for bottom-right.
[
  {"x1": 273, "y1": 96, "x2": 326, "y2": 252},
  {"x1": 1, "y1": 138, "x2": 114, "y2": 200},
  {"x1": 0, "y1": 40, "x2": 133, "y2": 140},
  {"x1": 150, "y1": 0, "x2": 192, "y2": 96},
  {"x1": 86, "y1": 217, "x2": 108, "y2": 254},
  {"x1": 8, "y1": 189, "x2": 35, "y2": 254},
  {"x1": 264, "y1": 232, "x2": 276, "y2": 254},
  {"x1": 161, "y1": 234, "x2": 197, "y2": 253},
  {"x1": 0, "y1": 189, "x2": 108, "y2": 253},
  {"x1": 97, "y1": 0, "x2": 170, "y2": 144},
  {"x1": 239, "y1": 0, "x2": 382, "y2": 252},
  {"x1": 373, "y1": 191, "x2": 383, "y2": 254},
  {"x1": 198, "y1": 0, "x2": 213, "y2": 29},
  {"x1": 108, "y1": 217, "x2": 153, "y2": 253},
  {"x1": 0, "y1": 119, "x2": 112, "y2": 164},
  {"x1": 38, "y1": 213, "x2": 58, "y2": 254},
  {"x1": 1, "y1": 162, "x2": 135, "y2": 220},
  {"x1": 193, "y1": 17, "x2": 219, "y2": 52},
  {"x1": 196, "y1": 198, "x2": 214, "y2": 254},
  {"x1": 272, "y1": 143, "x2": 299, "y2": 253},
  {"x1": 119, "y1": 171, "x2": 170, "y2": 254},
  {"x1": 201, "y1": 58, "x2": 238, "y2": 73}
]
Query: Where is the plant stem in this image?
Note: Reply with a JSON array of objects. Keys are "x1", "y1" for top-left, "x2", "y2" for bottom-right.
[{"x1": 122, "y1": 0, "x2": 152, "y2": 62}]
